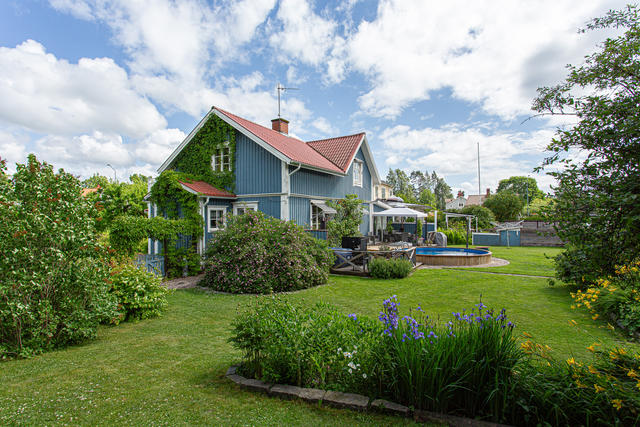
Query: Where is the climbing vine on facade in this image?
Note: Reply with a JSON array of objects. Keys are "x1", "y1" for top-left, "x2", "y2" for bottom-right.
[{"x1": 170, "y1": 113, "x2": 236, "y2": 192}]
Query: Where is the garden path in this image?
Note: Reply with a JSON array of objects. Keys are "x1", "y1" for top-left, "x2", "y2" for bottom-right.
[{"x1": 162, "y1": 274, "x2": 203, "y2": 289}]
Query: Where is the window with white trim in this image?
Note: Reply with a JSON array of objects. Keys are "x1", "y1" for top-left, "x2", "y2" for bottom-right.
[
  {"x1": 211, "y1": 143, "x2": 231, "y2": 172},
  {"x1": 353, "y1": 160, "x2": 363, "y2": 187},
  {"x1": 233, "y1": 202, "x2": 258, "y2": 216},
  {"x1": 207, "y1": 207, "x2": 226, "y2": 231}
]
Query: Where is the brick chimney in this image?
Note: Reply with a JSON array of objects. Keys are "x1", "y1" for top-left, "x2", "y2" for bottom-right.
[{"x1": 271, "y1": 118, "x2": 289, "y2": 134}]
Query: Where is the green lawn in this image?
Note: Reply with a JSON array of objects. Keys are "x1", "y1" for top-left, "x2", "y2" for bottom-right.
[
  {"x1": 0, "y1": 246, "x2": 635, "y2": 425},
  {"x1": 450, "y1": 245, "x2": 564, "y2": 277}
]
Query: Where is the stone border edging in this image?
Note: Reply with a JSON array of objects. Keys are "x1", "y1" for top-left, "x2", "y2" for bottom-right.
[{"x1": 225, "y1": 365, "x2": 511, "y2": 427}]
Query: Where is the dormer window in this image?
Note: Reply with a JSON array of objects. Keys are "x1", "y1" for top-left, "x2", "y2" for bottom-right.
[
  {"x1": 353, "y1": 160, "x2": 363, "y2": 187},
  {"x1": 211, "y1": 143, "x2": 231, "y2": 172}
]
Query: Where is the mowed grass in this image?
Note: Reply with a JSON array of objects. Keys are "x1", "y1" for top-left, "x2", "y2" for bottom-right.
[
  {"x1": 450, "y1": 245, "x2": 564, "y2": 277},
  {"x1": 0, "y1": 246, "x2": 635, "y2": 425}
]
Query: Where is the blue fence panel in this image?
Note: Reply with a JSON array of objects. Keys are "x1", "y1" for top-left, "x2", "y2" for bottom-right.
[
  {"x1": 136, "y1": 254, "x2": 165, "y2": 276},
  {"x1": 306, "y1": 230, "x2": 328, "y2": 240}
]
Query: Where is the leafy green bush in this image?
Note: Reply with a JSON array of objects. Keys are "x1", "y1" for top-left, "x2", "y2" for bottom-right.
[
  {"x1": 369, "y1": 257, "x2": 412, "y2": 279},
  {"x1": 327, "y1": 194, "x2": 364, "y2": 246},
  {"x1": 0, "y1": 155, "x2": 119, "y2": 358},
  {"x1": 109, "y1": 264, "x2": 170, "y2": 322},
  {"x1": 512, "y1": 340, "x2": 640, "y2": 425},
  {"x1": 438, "y1": 227, "x2": 470, "y2": 245},
  {"x1": 571, "y1": 260, "x2": 640, "y2": 334},
  {"x1": 201, "y1": 211, "x2": 334, "y2": 293},
  {"x1": 230, "y1": 297, "x2": 388, "y2": 395}
]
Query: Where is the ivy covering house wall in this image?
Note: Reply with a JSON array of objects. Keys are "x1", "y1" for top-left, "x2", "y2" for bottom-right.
[
  {"x1": 146, "y1": 113, "x2": 238, "y2": 276},
  {"x1": 169, "y1": 114, "x2": 236, "y2": 192}
]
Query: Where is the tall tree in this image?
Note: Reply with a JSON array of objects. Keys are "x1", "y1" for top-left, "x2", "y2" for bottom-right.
[
  {"x1": 483, "y1": 191, "x2": 524, "y2": 222},
  {"x1": 533, "y1": 5, "x2": 640, "y2": 284},
  {"x1": 386, "y1": 169, "x2": 413, "y2": 200},
  {"x1": 433, "y1": 174, "x2": 453, "y2": 210},
  {"x1": 496, "y1": 176, "x2": 544, "y2": 203}
]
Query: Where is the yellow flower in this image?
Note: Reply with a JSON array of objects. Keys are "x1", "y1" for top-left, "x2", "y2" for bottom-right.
[
  {"x1": 611, "y1": 399, "x2": 622, "y2": 411},
  {"x1": 594, "y1": 384, "x2": 605, "y2": 393},
  {"x1": 592, "y1": 314, "x2": 599, "y2": 320},
  {"x1": 636, "y1": 381, "x2": 640, "y2": 390},
  {"x1": 567, "y1": 357, "x2": 576, "y2": 366},
  {"x1": 627, "y1": 369, "x2": 638, "y2": 378},
  {"x1": 575, "y1": 380, "x2": 587, "y2": 389},
  {"x1": 522, "y1": 332, "x2": 532, "y2": 338},
  {"x1": 607, "y1": 323, "x2": 615, "y2": 331},
  {"x1": 609, "y1": 351, "x2": 619, "y2": 360},
  {"x1": 569, "y1": 320, "x2": 578, "y2": 327},
  {"x1": 586, "y1": 343, "x2": 601, "y2": 352},
  {"x1": 588, "y1": 365, "x2": 599, "y2": 374},
  {"x1": 571, "y1": 305, "x2": 576, "y2": 309},
  {"x1": 617, "y1": 348, "x2": 626, "y2": 355}
]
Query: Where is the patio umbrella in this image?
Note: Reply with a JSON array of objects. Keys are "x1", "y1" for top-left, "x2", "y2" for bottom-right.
[{"x1": 373, "y1": 207, "x2": 429, "y2": 239}]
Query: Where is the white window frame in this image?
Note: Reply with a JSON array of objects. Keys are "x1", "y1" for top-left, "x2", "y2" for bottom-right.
[
  {"x1": 353, "y1": 159, "x2": 363, "y2": 187},
  {"x1": 207, "y1": 206, "x2": 227, "y2": 232},
  {"x1": 211, "y1": 142, "x2": 231, "y2": 172},
  {"x1": 232, "y1": 201, "x2": 258, "y2": 216}
]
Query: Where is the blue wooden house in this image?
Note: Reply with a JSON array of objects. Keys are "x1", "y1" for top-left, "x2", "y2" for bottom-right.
[{"x1": 148, "y1": 106, "x2": 381, "y2": 255}]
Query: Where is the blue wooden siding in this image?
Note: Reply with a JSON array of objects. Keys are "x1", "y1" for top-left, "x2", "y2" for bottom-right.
[
  {"x1": 290, "y1": 196, "x2": 311, "y2": 227},
  {"x1": 290, "y1": 148, "x2": 372, "y2": 201},
  {"x1": 235, "y1": 133, "x2": 281, "y2": 194},
  {"x1": 237, "y1": 196, "x2": 281, "y2": 219}
]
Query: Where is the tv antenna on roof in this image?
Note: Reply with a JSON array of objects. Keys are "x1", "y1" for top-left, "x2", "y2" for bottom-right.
[{"x1": 276, "y1": 83, "x2": 299, "y2": 118}]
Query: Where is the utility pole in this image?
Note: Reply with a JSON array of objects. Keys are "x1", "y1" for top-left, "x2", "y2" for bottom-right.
[{"x1": 477, "y1": 142, "x2": 481, "y2": 196}]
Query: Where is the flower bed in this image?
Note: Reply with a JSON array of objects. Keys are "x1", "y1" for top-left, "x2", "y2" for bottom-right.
[{"x1": 229, "y1": 295, "x2": 640, "y2": 425}]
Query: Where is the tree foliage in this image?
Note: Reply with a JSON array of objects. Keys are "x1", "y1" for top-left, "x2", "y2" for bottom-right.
[
  {"x1": 0, "y1": 155, "x2": 118, "y2": 358},
  {"x1": 461, "y1": 205, "x2": 496, "y2": 230},
  {"x1": 386, "y1": 169, "x2": 451, "y2": 209},
  {"x1": 534, "y1": 5, "x2": 640, "y2": 284},
  {"x1": 483, "y1": 191, "x2": 524, "y2": 222},
  {"x1": 327, "y1": 194, "x2": 364, "y2": 246},
  {"x1": 84, "y1": 174, "x2": 149, "y2": 232},
  {"x1": 496, "y1": 176, "x2": 545, "y2": 204}
]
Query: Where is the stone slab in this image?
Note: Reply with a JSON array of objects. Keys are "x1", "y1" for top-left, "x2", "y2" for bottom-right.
[
  {"x1": 226, "y1": 365, "x2": 238, "y2": 376},
  {"x1": 297, "y1": 387, "x2": 326, "y2": 403},
  {"x1": 240, "y1": 378, "x2": 272, "y2": 393},
  {"x1": 269, "y1": 384, "x2": 303, "y2": 400},
  {"x1": 227, "y1": 374, "x2": 245, "y2": 385},
  {"x1": 323, "y1": 390, "x2": 369, "y2": 411},
  {"x1": 370, "y1": 399, "x2": 410, "y2": 417}
]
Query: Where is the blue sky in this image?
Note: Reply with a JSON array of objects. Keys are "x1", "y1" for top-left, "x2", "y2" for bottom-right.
[{"x1": 0, "y1": 0, "x2": 626, "y2": 194}]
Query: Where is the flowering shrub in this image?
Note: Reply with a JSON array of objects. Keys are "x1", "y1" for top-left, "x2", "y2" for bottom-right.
[
  {"x1": 571, "y1": 259, "x2": 640, "y2": 334},
  {"x1": 380, "y1": 296, "x2": 520, "y2": 420},
  {"x1": 513, "y1": 341, "x2": 640, "y2": 425},
  {"x1": 229, "y1": 297, "x2": 388, "y2": 395},
  {"x1": 201, "y1": 211, "x2": 334, "y2": 293},
  {"x1": 0, "y1": 156, "x2": 119, "y2": 358},
  {"x1": 109, "y1": 263, "x2": 170, "y2": 322},
  {"x1": 369, "y1": 257, "x2": 412, "y2": 279}
]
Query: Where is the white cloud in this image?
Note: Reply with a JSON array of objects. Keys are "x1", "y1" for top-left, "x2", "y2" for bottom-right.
[
  {"x1": 378, "y1": 123, "x2": 557, "y2": 192},
  {"x1": 348, "y1": 0, "x2": 618, "y2": 119},
  {"x1": 269, "y1": 0, "x2": 341, "y2": 66},
  {"x1": 0, "y1": 40, "x2": 166, "y2": 138},
  {"x1": 134, "y1": 128, "x2": 187, "y2": 165}
]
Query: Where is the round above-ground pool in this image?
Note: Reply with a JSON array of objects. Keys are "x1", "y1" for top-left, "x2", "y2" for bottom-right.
[{"x1": 415, "y1": 247, "x2": 492, "y2": 266}]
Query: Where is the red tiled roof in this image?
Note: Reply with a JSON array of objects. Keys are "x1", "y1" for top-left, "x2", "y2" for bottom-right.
[
  {"x1": 215, "y1": 107, "x2": 345, "y2": 174},
  {"x1": 179, "y1": 180, "x2": 236, "y2": 198},
  {"x1": 81, "y1": 186, "x2": 100, "y2": 197},
  {"x1": 307, "y1": 133, "x2": 364, "y2": 173}
]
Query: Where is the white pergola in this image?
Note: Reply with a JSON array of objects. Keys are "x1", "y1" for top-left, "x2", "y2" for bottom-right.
[{"x1": 372, "y1": 207, "x2": 435, "y2": 240}]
